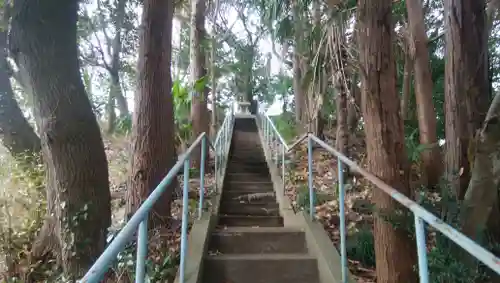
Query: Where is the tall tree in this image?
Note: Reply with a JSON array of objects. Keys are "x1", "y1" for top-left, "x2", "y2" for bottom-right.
[
  {"x1": 444, "y1": 0, "x2": 490, "y2": 200},
  {"x1": 292, "y1": 3, "x2": 306, "y2": 127},
  {"x1": 80, "y1": 0, "x2": 131, "y2": 133},
  {"x1": 357, "y1": 0, "x2": 418, "y2": 282},
  {"x1": 126, "y1": 0, "x2": 177, "y2": 225},
  {"x1": 9, "y1": 0, "x2": 111, "y2": 278},
  {"x1": 405, "y1": 0, "x2": 442, "y2": 189},
  {"x1": 190, "y1": 0, "x2": 209, "y2": 169}
]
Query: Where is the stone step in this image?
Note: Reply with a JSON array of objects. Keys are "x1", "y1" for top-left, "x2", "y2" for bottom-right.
[
  {"x1": 225, "y1": 172, "x2": 271, "y2": 181},
  {"x1": 209, "y1": 227, "x2": 307, "y2": 254},
  {"x1": 219, "y1": 201, "x2": 279, "y2": 216},
  {"x1": 221, "y1": 191, "x2": 276, "y2": 203},
  {"x1": 222, "y1": 186, "x2": 274, "y2": 194},
  {"x1": 226, "y1": 167, "x2": 269, "y2": 174},
  {"x1": 203, "y1": 253, "x2": 320, "y2": 283},
  {"x1": 218, "y1": 215, "x2": 284, "y2": 227},
  {"x1": 224, "y1": 181, "x2": 274, "y2": 190},
  {"x1": 229, "y1": 158, "x2": 267, "y2": 163}
]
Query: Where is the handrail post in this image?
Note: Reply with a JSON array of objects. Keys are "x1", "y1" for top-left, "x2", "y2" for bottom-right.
[
  {"x1": 307, "y1": 134, "x2": 315, "y2": 220},
  {"x1": 338, "y1": 157, "x2": 347, "y2": 283},
  {"x1": 415, "y1": 215, "x2": 430, "y2": 283},
  {"x1": 198, "y1": 136, "x2": 206, "y2": 219},
  {"x1": 273, "y1": 136, "x2": 279, "y2": 166},
  {"x1": 179, "y1": 159, "x2": 190, "y2": 283},
  {"x1": 135, "y1": 220, "x2": 148, "y2": 283},
  {"x1": 215, "y1": 140, "x2": 219, "y2": 192},
  {"x1": 281, "y1": 143, "x2": 285, "y2": 195}
]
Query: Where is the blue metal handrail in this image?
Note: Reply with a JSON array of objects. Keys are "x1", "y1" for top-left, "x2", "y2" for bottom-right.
[
  {"x1": 80, "y1": 113, "x2": 234, "y2": 283},
  {"x1": 258, "y1": 113, "x2": 500, "y2": 283}
]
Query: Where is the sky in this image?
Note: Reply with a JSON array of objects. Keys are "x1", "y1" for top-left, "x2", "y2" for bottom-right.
[{"x1": 85, "y1": 0, "x2": 283, "y2": 116}]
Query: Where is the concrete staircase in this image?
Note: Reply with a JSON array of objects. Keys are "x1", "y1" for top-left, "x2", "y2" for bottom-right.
[{"x1": 202, "y1": 117, "x2": 321, "y2": 283}]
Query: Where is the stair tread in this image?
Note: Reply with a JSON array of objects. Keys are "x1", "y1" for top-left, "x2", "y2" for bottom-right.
[
  {"x1": 213, "y1": 226, "x2": 303, "y2": 233},
  {"x1": 206, "y1": 253, "x2": 314, "y2": 260},
  {"x1": 226, "y1": 181, "x2": 273, "y2": 184},
  {"x1": 219, "y1": 214, "x2": 281, "y2": 218}
]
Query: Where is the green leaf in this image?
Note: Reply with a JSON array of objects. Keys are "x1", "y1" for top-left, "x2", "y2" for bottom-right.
[{"x1": 194, "y1": 76, "x2": 207, "y2": 93}]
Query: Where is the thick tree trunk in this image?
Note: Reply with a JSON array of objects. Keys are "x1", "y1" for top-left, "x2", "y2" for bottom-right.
[
  {"x1": 406, "y1": 0, "x2": 442, "y2": 189},
  {"x1": 444, "y1": 0, "x2": 490, "y2": 200},
  {"x1": 189, "y1": 0, "x2": 209, "y2": 169},
  {"x1": 10, "y1": 0, "x2": 111, "y2": 278},
  {"x1": 357, "y1": 0, "x2": 418, "y2": 282},
  {"x1": 126, "y1": 0, "x2": 177, "y2": 225},
  {"x1": 461, "y1": 94, "x2": 500, "y2": 240}
]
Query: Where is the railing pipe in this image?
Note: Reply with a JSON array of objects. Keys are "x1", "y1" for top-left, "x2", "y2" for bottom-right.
[
  {"x1": 179, "y1": 158, "x2": 190, "y2": 283},
  {"x1": 337, "y1": 156, "x2": 347, "y2": 283},
  {"x1": 81, "y1": 133, "x2": 206, "y2": 282},
  {"x1": 135, "y1": 220, "x2": 148, "y2": 283},
  {"x1": 307, "y1": 135, "x2": 315, "y2": 220},
  {"x1": 264, "y1": 115, "x2": 288, "y2": 150},
  {"x1": 308, "y1": 135, "x2": 500, "y2": 277},
  {"x1": 415, "y1": 215, "x2": 430, "y2": 283},
  {"x1": 281, "y1": 143, "x2": 285, "y2": 195},
  {"x1": 198, "y1": 136, "x2": 206, "y2": 219}
]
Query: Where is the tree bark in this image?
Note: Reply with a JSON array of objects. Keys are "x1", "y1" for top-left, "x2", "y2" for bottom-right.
[
  {"x1": 444, "y1": 0, "x2": 490, "y2": 200},
  {"x1": 189, "y1": 0, "x2": 209, "y2": 169},
  {"x1": 126, "y1": 0, "x2": 177, "y2": 225},
  {"x1": 10, "y1": 0, "x2": 111, "y2": 278},
  {"x1": 105, "y1": 0, "x2": 129, "y2": 133},
  {"x1": 400, "y1": 50, "x2": 412, "y2": 121},
  {"x1": 210, "y1": 35, "x2": 217, "y2": 137},
  {"x1": 0, "y1": 30, "x2": 40, "y2": 159},
  {"x1": 293, "y1": 4, "x2": 306, "y2": 128},
  {"x1": 357, "y1": 0, "x2": 418, "y2": 282},
  {"x1": 461, "y1": 94, "x2": 500, "y2": 240},
  {"x1": 347, "y1": 74, "x2": 361, "y2": 132},
  {"x1": 406, "y1": 0, "x2": 442, "y2": 189}
]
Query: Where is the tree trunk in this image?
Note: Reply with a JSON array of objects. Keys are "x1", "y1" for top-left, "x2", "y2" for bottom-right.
[
  {"x1": 126, "y1": 0, "x2": 177, "y2": 225},
  {"x1": 10, "y1": 0, "x2": 111, "y2": 278},
  {"x1": 461, "y1": 94, "x2": 500, "y2": 240},
  {"x1": 347, "y1": 74, "x2": 361, "y2": 132},
  {"x1": 406, "y1": 0, "x2": 442, "y2": 189},
  {"x1": 293, "y1": 5, "x2": 306, "y2": 128},
  {"x1": 335, "y1": 78, "x2": 348, "y2": 157},
  {"x1": 357, "y1": 0, "x2": 418, "y2": 282},
  {"x1": 400, "y1": 50, "x2": 412, "y2": 121},
  {"x1": 106, "y1": 0, "x2": 128, "y2": 133},
  {"x1": 210, "y1": 35, "x2": 217, "y2": 137},
  {"x1": 189, "y1": 0, "x2": 209, "y2": 169},
  {"x1": 107, "y1": 83, "x2": 117, "y2": 134},
  {"x1": 0, "y1": 30, "x2": 41, "y2": 159},
  {"x1": 444, "y1": 0, "x2": 490, "y2": 200}
]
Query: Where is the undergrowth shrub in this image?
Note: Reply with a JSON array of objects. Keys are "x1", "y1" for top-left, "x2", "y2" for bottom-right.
[
  {"x1": 271, "y1": 115, "x2": 296, "y2": 142},
  {"x1": 0, "y1": 153, "x2": 46, "y2": 281},
  {"x1": 295, "y1": 184, "x2": 332, "y2": 213},
  {"x1": 346, "y1": 227, "x2": 376, "y2": 268},
  {"x1": 346, "y1": 187, "x2": 491, "y2": 283}
]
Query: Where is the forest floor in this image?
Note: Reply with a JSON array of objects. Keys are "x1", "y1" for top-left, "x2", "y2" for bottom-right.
[
  {"x1": 0, "y1": 134, "x2": 217, "y2": 281},
  {"x1": 282, "y1": 129, "x2": 377, "y2": 282}
]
